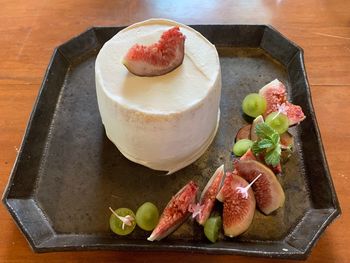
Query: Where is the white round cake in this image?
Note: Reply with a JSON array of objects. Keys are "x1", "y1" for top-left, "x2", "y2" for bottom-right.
[{"x1": 95, "y1": 19, "x2": 221, "y2": 174}]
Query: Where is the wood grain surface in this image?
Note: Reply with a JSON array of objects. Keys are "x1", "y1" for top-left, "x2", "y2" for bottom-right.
[{"x1": 1, "y1": 0, "x2": 349, "y2": 262}]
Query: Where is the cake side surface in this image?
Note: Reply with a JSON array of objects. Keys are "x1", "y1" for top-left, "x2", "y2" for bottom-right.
[{"x1": 95, "y1": 18, "x2": 222, "y2": 173}]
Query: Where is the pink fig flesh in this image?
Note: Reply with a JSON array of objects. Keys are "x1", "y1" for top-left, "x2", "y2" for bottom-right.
[
  {"x1": 240, "y1": 149, "x2": 257, "y2": 161},
  {"x1": 123, "y1": 26, "x2": 185, "y2": 77},
  {"x1": 259, "y1": 79, "x2": 305, "y2": 126},
  {"x1": 196, "y1": 165, "x2": 225, "y2": 225},
  {"x1": 216, "y1": 172, "x2": 256, "y2": 237},
  {"x1": 235, "y1": 160, "x2": 285, "y2": 215},
  {"x1": 148, "y1": 181, "x2": 198, "y2": 241}
]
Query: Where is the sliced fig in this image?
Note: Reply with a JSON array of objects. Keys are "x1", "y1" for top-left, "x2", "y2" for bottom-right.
[
  {"x1": 280, "y1": 131, "x2": 294, "y2": 149},
  {"x1": 280, "y1": 131, "x2": 294, "y2": 163},
  {"x1": 259, "y1": 79, "x2": 286, "y2": 111},
  {"x1": 255, "y1": 153, "x2": 282, "y2": 174},
  {"x1": 271, "y1": 162, "x2": 282, "y2": 174},
  {"x1": 235, "y1": 160, "x2": 285, "y2": 215},
  {"x1": 216, "y1": 172, "x2": 234, "y2": 202},
  {"x1": 148, "y1": 181, "x2": 198, "y2": 241},
  {"x1": 250, "y1": 115, "x2": 264, "y2": 141},
  {"x1": 284, "y1": 102, "x2": 306, "y2": 126},
  {"x1": 123, "y1": 26, "x2": 185, "y2": 77},
  {"x1": 216, "y1": 172, "x2": 256, "y2": 237},
  {"x1": 259, "y1": 79, "x2": 305, "y2": 126},
  {"x1": 195, "y1": 165, "x2": 225, "y2": 225},
  {"x1": 235, "y1": 125, "x2": 251, "y2": 142},
  {"x1": 240, "y1": 149, "x2": 257, "y2": 161}
]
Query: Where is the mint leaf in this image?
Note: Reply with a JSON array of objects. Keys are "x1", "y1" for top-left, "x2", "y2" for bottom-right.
[
  {"x1": 265, "y1": 145, "x2": 281, "y2": 166},
  {"x1": 258, "y1": 139, "x2": 273, "y2": 149},
  {"x1": 271, "y1": 133, "x2": 280, "y2": 145},
  {"x1": 255, "y1": 123, "x2": 276, "y2": 139},
  {"x1": 252, "y1": 142, "x2": 264, "y2": 154}
]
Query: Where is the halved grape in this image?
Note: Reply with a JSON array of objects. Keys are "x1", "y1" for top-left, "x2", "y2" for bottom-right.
[
  {"x1": 265, "y1": 112, "x2": 289, "y2": 134},
  {"x1": 242, "y1": 93, "x2": 267, "y2": 118},
  {"x1": 109, "y1": 207, "x2": 136, "y2": 235},
  {"x1": 204, "y1": 216, "x2": 222, "y2": 243},
  {"x1": 136, "y1": 202, "x2": 159, "y2": 231},
  {"x1": 233, "y1": 139, "x2": 253, "y2": 156}
]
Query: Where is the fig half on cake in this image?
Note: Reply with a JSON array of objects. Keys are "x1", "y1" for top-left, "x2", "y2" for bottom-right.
[{"x1": 123, "y1": 26, "x2": 186, "y2": 76}]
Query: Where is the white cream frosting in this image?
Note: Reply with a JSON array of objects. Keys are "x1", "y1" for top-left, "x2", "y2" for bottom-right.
[{"x1": 95, "y1": 18, "x2": 221, "y2": 174}]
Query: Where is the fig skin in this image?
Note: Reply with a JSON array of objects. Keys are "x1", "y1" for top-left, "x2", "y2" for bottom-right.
[
  {"x1": 250, "y1": 115, "x2": 264, "y2": 141},
  {"x1": 280, "y1": 131, "x2": 294, "y2": 149},
  {"x1": 235, "y1": 160, "x2": 285, "y2": 215},
  {"x1": 279, "y1": 132, "x2": 294, "y2": 163},
  {"x1": 240, "y1": 149, "x2": 257, "y2": 161},
  {"x1": 216, "y1": 172, "x2": 256, "y2": 237},
  {"x1": 235, "y1": 125, "x2": 251, "y2": 142},
  {"x1": 256, "y1": 153, "x2": 282, "y2": 174},
  {"x1": 148, "y1": 181, "x2": 198, "y2": 241},
  {"x1": 123, "y1": 26, "x2": 186, "y2": 77},
  {"x1": 196, "y1": 165, "x2": 225, "y2": 225}
]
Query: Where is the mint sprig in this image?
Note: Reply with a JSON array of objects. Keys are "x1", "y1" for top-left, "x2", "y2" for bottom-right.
[{"x1": 252, "y1": 123, "x2": 281, "y2": 166}]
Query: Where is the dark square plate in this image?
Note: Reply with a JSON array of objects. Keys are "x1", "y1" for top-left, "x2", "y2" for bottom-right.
[{"x1": 2, "y1": 25, "x2": 340, "y2": 260}]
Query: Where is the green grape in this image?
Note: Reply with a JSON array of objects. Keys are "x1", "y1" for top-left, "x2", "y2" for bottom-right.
[
  {"x1": 242, "y1": 93, "x2": 267, "y2": 118},
  {"x1": 204, "y1": 216, "x2": 222, "y2": 243},
  {"x1": 136, "y1": 202, "x2": 159, "y2": 231},
  {"x1": 233, "y1": 139, "x2": 253, "y2": 156},
  {"x1": 265, "y1": 112, "x2": 289, "y2": 134},
  {"x1": 109, "y1": 207, "x2": 136, "y2": 235}
]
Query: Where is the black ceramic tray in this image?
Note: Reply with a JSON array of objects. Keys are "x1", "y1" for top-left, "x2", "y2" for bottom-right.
[{"x1": 3, "y1": 25, "x2": 340, "y2": 260}]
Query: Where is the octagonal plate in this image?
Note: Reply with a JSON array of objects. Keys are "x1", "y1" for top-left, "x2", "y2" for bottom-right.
[{"x1": 2, "y1": 25, "x2": 340, "y2": 259}]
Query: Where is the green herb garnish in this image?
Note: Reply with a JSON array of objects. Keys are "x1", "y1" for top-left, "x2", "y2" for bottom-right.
[{"x1": 252, "y1": 123, "x2": 282, "y2": 166}]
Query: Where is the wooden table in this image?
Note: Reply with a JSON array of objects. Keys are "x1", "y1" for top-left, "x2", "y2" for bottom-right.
[{"x1": 1, "y1": 1, "x2": 349, "y2": 262}]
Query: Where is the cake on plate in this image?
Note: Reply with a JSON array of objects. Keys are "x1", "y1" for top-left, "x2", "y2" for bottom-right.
[{"x1": 95, "y1": 18, "x2": 221, "y2": 174}]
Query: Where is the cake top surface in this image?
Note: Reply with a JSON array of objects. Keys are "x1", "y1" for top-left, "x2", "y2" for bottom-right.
[{"x1": 95, "y1": 18, "x2": 220, "y2": 114}]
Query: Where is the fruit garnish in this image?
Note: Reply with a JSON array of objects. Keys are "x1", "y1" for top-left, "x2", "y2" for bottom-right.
[
  {"x1": 233, "y1": 139, "x2": 253, "y2": 157},
  {"x1": 235, "y1": 173, "x2": 262, "y2": 199},
  {"x1": 123, "y1": 26, "x2": 186, "y2": 77},
  {"x1": 283, "y1": 101, "x2": 306, "y2": 126},
  {"x1": 136, "y1": 202, "x2": 159, "y2": 231},
  {"x1": 235, "y1": 160, "x2": 285, "y2": 215},
  {"x1": 109, "y1": 207, "x2": 136, "y2": 235},
  {"x1": 148, "y1": 181, "x2": 198, "y2": 241},
  {"x1": 280, "y1": 131, "x2": 294, "y2": 149},
  {"x1": 251, "y1": 123, "x2": 281, "y2": 166},
  {"x1": 235, "y1": 124, "x2": 251, "y2": 142},
  {"x1": 280, "y1": 131, "x2": 294, "y2": 163},
  {"x1": 216, "y1": 172, "x2": 256, "y2": 237},
  {"x1": 188, "y1": 203, "x2": 204, "y2": 218},
  {"x1": 265, "y1": 111, "x2": 289, "y2": 134},
  {"x1": 250, "y1": 115, "x2": 264, "y2": 141},
  {"x1": 242, "y1": 93, "x2": 267, "y2": 118},
  {"x1": 194, "y1": 165, "x2": 225, "y2": 225},
  {"x1": 204, "y1": 216, "x2": 222, "y2": 243},
  {"x1": 259, "y1": 79, "x2": 306, "y2": 126},
  {"x1": 240, "y1": 148, "x2": 257, "y2": 161}
]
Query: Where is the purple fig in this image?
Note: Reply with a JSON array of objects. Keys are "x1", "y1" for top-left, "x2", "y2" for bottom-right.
[
  {"x1": 235, "y1": 125, "x2": 251, "y2": 142},
  {"x1": 235, "y1": 160, "x2": 285, "y2": 215},
  {"x1": 148, "y1": 181, "x2": 198, "y2": 241},
  {"x1": 240, "y1": 149, "x2": 257, "y2": 161},
  {"x1": 194, "y1": 165, "x2": 225, "y2": 225},
  {"x1": 250, "y1": 115, "x2": 264, "y2": 141},
  {"x1": 216, "y1": 172, "x2": 256, "y2": 237},
  {"x1": 259, "y1": 79, "x2": 305, "y2": 126},
  {"x1": 123, "y1": 26, "x2": 185, "y2": 77}
]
